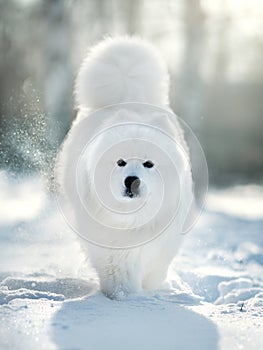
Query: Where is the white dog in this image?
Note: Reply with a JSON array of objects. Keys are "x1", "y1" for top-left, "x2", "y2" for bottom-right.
[{"x1": 57, "y1": 37, "x2": 193, "y2": 298}]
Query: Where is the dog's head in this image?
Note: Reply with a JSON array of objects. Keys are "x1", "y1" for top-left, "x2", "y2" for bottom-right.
[
  {"x1": 75, "y1": 113, "x2": 192, "y2": 234},
  {"x1": 78, "y1": 108, "x2": 191, "y2": 207},
  {"x1": 81, "y1": 124, "x2": 166, "y2": 208}
]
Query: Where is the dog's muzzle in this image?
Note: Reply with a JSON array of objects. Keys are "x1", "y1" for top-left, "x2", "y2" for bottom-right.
[{"x1": 124, "y1": 176, "x2": 141, "y2": 198}]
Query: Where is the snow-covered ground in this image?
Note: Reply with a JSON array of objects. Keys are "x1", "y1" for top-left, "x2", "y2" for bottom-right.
[{"x1": 1, "y1": 171, "x2": 263, "y2": 350}]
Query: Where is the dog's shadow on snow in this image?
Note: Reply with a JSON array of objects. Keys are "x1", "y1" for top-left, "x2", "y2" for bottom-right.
[{"x1": 51, "y1": 290, "x2": 219, "y2": 350}]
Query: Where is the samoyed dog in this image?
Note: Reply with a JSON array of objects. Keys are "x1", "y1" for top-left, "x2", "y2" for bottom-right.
[{"x1": 57, "y1": 37, "x2": 193, "y2": 298}]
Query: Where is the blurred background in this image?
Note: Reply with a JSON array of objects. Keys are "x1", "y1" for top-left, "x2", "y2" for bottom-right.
[{"x1": 0, "y1": 0, "x2": 262, "y2": 186}]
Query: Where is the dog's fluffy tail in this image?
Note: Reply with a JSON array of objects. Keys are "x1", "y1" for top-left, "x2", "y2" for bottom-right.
[{"x1": 75, "y1": 37, "x2": 169, "y2": 110}]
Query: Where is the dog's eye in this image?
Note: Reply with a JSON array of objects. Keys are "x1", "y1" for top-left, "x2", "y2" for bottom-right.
[
  {"x1": 117, "y1": 159, "x2": 127, "y2": 167},
  {"x1": 143, "y1": 160, "x2": 154, "y2": 168}
]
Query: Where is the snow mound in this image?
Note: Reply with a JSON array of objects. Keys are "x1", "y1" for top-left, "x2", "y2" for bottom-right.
[
  {"x1": 0, "y1": 276, "x2": 97, "y2": 305},
  {"x1": 215, "y1": 278, "x2": 263, "y2": 304},
  {"x1": 0, "y1": 287, "x2": 64, "y2": 305}
]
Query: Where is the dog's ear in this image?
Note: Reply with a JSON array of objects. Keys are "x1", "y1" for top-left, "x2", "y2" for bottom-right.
[
  {"x1": 150, "y1": 111, "x2": 189, "y2": 155},
  {"x1": 151, "y1": 111, "x2": 177, "y2": 134}
]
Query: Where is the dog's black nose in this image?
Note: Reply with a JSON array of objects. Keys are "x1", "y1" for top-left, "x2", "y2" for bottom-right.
[
  {"x1": 124, "y1": 176, "x2": 140, "y2": 197},
  {"x1": 125, "y1": 176, "x2": 140, "y2": 190}
]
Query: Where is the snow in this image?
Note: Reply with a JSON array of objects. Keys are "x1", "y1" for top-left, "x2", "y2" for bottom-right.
[
  {"x1": 206, "y1": 185, "x2": 263, "y2": 220},
  {"x1": 0, "y1": 172, "x2": 46, "y2": 225},
  {"x1": 1, "y1": 171, "x2": 263, "y2": 350}
]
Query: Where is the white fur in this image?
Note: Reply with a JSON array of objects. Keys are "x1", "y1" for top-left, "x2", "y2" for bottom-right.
[
  {"x1": 58, "y1": 37, "x2": 193, "y2": 298},
  {"x1": 75, "y1": 36, "x2": 170, "y2": 110}
]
